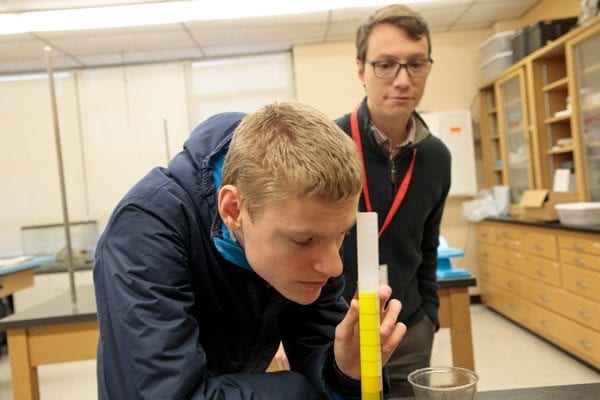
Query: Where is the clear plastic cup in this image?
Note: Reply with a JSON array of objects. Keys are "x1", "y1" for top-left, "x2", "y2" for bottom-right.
[{"x1": 407, "y1": 366, "x2": 478, "y2": 400}]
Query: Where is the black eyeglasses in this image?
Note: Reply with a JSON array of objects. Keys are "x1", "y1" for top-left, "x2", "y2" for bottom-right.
[{"x1": 365, "y1": 59, "x2": 433, "y2": 79}]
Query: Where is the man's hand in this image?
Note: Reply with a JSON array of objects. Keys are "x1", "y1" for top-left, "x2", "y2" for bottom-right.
[{"x1": 333, "y1": 285, "x2": 406, "y2": 380}]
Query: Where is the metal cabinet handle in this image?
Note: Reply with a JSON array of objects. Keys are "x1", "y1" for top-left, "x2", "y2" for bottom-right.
[
  {"x1": 536, "y1": 269, "x2": 547, "y2": 277},
  {"x1": 540, "y1": 319, "x2": 550, "y2": 328},
  {"x1": 574, "y1": 259, "x2": 586, "y2": 266},
  {"x1": 538, "y1": 294, "x2": 549, "y2": 303},
  {"x1": 571, "y1": 242, "x2": 583, "y2": 250},
  {"x1": 507, "y1": 281, "x2": 514, "y2": 289},
  {"x1": 578, "y1": 310, "x2": 592, "y2": 320},
  {"x1": 534, "y1": 243, "x2": 544, "y2": 250},
  {"x1": 576, "y1": 281, "x2": 589, "y2": 289},
  {"x1": 579, "y1": 340, "x2": 592, "y2": 350}
]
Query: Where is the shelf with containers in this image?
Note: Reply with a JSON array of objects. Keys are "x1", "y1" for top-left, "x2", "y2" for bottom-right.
[
  {"x1": 478, "y1": 16, "x2": 600, "y2": 204},
  {"x1": 528, "y1": 36, "x2": 576, "y2": 192}
]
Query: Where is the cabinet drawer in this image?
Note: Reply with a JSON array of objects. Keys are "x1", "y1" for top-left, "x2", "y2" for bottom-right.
[
  {"x1": 476, "y1": 224, "x2": 496, "y2": 244},
  {"x1": 477, "y1": 242, "x2": 499, "y2": 264},
  {"x1": 562, "y1": 264, "x2": 600, "y2": 302},
  {"x1": 530, "y1": 303, "x2": 600, "y2": 368},
  {"x1": 559, "y1": 233, "x2": 600, "y2": 256},
  {"x1": 495, "y1": 225, "x2": 525, "y2": 240},
  {"x1": 524, "y1": 254, "x2": 561, "y2": 287},
  {"x1": 529, "y1": 280, "x2": 600, "y2": 331},
  {"x1": 481, "y1": 280, "x2": 529, "y2": 325},
  {"x1": 504, "y1": 238, "x2": 525, "y2": 252},
  {"x1": 480, "y1": 263, "x2": 528, "y2": 297},
  {"x1": 497, "y1": 249, "x2": 526, "y2": 272},
  {"x1": 522, "y1": 231, "x2": 558, "y2": 259},
  {"x1": 560, "y1": 248, "x2": 600, "y2": 272}
]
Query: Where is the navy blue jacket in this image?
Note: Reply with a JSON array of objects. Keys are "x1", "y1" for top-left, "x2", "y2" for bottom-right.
[
  {"x1": 337, "y1": 98, "x2": 451, "y2": 328},
  {"x1": 94, "y1": 113, "x2": 360, "y2": 399}
]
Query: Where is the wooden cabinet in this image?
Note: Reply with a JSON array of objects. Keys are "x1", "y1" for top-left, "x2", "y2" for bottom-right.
[
  {"x1": 478, "y1": 17, "x2": 600, "y2": 203},
  {"x1": 476, "y1": 219, "x2": 600, "y2": 368}
]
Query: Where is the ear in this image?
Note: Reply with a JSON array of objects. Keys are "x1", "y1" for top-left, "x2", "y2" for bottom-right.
[
  {"x1": 218, "y1": 184, "x2": 242, "y2": 229},
  {"x1": 357, "y1": 59, "x2": 366, "y2": 85}
]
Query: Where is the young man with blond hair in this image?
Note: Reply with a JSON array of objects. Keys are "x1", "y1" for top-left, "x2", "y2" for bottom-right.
[
  {"x1": 94, "y1": 102, "x2": 406, "y2": 399},
  {"x1": 337, "y1": 4, "x2": 451, "y2": 397}
]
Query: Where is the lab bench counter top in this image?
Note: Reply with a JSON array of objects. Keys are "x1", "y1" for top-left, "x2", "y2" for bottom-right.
[
  {"x1": 0, "y1": 284, "x2": 96, "y2": 331},
  {"x1": 393, "y1": 382, "x2": 600, "y2": 399},
  {"x1": 487, "y1": 216, "x2": 600, "y2": 233}
]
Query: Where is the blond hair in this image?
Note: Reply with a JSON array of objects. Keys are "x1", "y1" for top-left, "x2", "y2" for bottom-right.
[
  {"x1": 356, "y1": 4, "x2": 431, "y2": 61},
  {"x1": 222, "y1": 102, "x2": 362, "y2": 219}
]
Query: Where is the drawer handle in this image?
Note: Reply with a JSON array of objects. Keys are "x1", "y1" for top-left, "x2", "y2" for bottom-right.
[
  {"x1": 576, "y1": 281, "x2": 589, "y2": 289},
  {"x1": 515, "y1": 240, "x2": 522, "y2": 246},
  {"x1": 536, "y1": 269, "x2": 547, "y2": 277},
  {"x1": 538, "y1": 294, "x2": 549, "y2": 303},
  {"x1": 483, "y1": 252, "x2": 489, "y2": 258},
  {"x1": 484, "y1": 272, "x2": 490, "y2": 278},
  {"x1": 570, "y1": 242, "x2": 583, "y2": 250},
  {"x1": 578, "y1": 310, "x2": 592, "y2": 320},
  {"x1": 509, "y1": 303, "x2": 517, "y2": 310},
  {"x1": 540, "y1": 319, "x2": 549, "y2": 328},
  {"x1": 505, "y1": 260, "x2": 512, "y2": 266},
  {"x1": 507, "y1": 281, "x2": 514, "y2": 289},
  {"x1": 579, "y1": 340, "x2": 592, "y2": 350},
  {"x1": 574, "y1": 259, "x2": 586, "y2": 266},
  {"x1": 534, "y1": 243, "x2": 544, "y2": 251}
]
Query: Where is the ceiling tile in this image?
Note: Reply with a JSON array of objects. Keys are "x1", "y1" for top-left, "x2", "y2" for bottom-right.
[{"x1": 0, "y1": 0, "x2": 546, "y2": 75}]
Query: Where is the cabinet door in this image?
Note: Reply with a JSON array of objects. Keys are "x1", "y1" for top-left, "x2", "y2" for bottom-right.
[
  {"x1": 479, "y1": 84, "x2": 504, "y2": 186},
  {"x1": 529, "y1": 41, "x2": 575, "y2": 192},
  {"x1": 496, "y1": 68, "x2": 534, "y2": 203},
  {"x1": 569, "y1": 23, "x2": 600, "y2": 201}
]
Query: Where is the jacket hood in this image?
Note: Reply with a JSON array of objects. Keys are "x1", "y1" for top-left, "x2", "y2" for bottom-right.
[{"x1": 166, "y1": 112, "x2": 246, "y2": 214}]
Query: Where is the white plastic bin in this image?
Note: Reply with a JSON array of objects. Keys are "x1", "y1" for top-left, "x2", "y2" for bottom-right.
[
  {"x1": 554, "y1": 202, "x2": 600, "y2": 226},
  {"x1": 480, "y1": 51, "x2": 513, "y2": 82},
  {"x1": 479, "y1": 31, "x2": 516, "y2": 61}
]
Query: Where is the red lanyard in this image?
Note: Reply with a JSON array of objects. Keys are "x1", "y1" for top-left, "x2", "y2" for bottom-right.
[{"x1": 350, "y1": 104, "x2": 417, "y2": 238}]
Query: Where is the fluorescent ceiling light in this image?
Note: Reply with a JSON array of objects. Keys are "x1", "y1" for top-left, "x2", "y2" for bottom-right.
[
  {"x1": 0, "y1": 73, "x2": 70, "y2": 83},
  {"x1": 0, "y1": 0, "x2": 435, "y2": 35}
]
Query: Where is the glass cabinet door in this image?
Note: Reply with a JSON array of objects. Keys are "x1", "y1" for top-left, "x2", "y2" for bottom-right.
[
  {"x1": 479, "y1": 84, "x2": 504, "y2": 187},
  {"x1": 572, "y1": 28, "x2": 600, "y2": 201},
  {"x1": 497, "y1": 69, "x2": 533, "y2": 203}
]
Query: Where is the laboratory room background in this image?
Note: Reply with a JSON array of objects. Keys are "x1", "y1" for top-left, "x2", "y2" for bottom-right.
[{"x1": 0, "y1": 0, "x2": 599, "y2": 399}]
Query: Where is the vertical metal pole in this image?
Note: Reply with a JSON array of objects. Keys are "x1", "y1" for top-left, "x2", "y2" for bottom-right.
[{"x1": 45, "y1": 46, "x2": 77, "y2": 306}]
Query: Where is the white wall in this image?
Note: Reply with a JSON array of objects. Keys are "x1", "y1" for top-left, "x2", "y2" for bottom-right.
[{"x1": 0, "y1": 54, "x2": 294, "y2": 258}]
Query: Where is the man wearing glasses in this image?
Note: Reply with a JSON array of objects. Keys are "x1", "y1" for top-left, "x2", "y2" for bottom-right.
[{"x1": 336, "y1": 4, "x2": 451, "y2": 397}]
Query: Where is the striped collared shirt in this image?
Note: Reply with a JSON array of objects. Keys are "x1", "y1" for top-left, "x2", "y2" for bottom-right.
[{"x1": 370, "y1": 116, "x2": 416, "y2": 181}]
